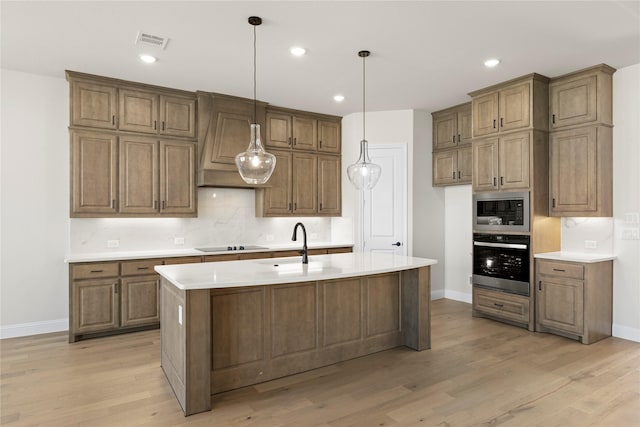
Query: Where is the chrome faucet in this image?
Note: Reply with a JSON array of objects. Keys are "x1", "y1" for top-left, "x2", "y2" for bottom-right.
[{"x1": 291, "y1": 222, "x2": 308, "y2": 264}]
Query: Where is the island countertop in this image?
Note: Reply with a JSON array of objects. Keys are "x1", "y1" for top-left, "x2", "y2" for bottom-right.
[{"x1": 155, "y1": 252, "x2": 437, "y2": 290}]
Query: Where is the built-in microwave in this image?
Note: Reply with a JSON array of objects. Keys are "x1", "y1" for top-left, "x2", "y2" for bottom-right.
[{"x1": 473, "y1": 192, "x2": 530, "y2": 232}]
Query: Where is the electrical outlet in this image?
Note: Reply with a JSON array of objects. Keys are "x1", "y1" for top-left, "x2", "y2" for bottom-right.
[
  {"x1": 584, "y1": 240, "x2": 597, "y2": 249},
  {"x1": 622, "y1": 228, "x2": 640, "y2": 240},
  {"x1": 107, "y1": 239, "x2": 119, "y2": 248},
  {"x1": 266, "y1": 234, "x2": 274, "y2": 242},
  {"x1": 624, "y1": 212, "x2": 640, "y2": 224},
  {"x1": 174, "y1": 237, "x2": 185, "y2": 245}
]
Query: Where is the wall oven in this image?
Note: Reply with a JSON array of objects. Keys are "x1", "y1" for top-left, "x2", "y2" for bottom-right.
[
  {"x1": 473, "y1": 233, "x2": 530, "y2": 296},
  {"x1": 473, "y1": 191, "x2": 529, "y2": 232}
]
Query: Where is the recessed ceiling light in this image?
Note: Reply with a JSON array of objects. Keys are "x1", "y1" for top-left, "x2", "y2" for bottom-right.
[
  {"x1": 290, "y1": 47, "x2": 306, "y2": 56},
  {"x1": 484, "y1": 58, "x2": 500, "y2": 68},
  {"x1": 333, "y1": 94, "x2": 345, "y2": 102},
  {"x1": 139, "y1": 54, "x2": 157, "y2": 64}
]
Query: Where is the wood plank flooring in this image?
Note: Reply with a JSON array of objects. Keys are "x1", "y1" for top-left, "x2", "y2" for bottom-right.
[{"x1": 2, "y1": 299, "x2": 639, "y2": 426}]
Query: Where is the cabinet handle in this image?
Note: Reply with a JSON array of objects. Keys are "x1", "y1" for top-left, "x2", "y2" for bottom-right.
[
  {"x1": 552, "y1": 114, "x2": 556, "y2": 124},
  {"x1": 111, "y1": 199, "x2": 115, "y2": 209},
  {"x1": 319, "y1": 140, "x2": 322, "y2": 148},
  {"x1": 162, "y1": 200, "x2": 166, "y2": 210},
  {"x1": 493, "y1": 303, "x2": 504, "y2": 308},
  {"x1": 114, "y1": 283, "x2": 119, "y2": 294},
  {"x1": 162, "y1": 121, "x2": 165, "y2": 131},
  {"x1": 288, "y1": 137, "x2": 292, "y2": 146},
  {"x1": 289, "y1": 203, "x2": 292, "y2": 211},
  {"x1": 493, "y1": 119, "x2": 496, "y2": 129},
  {"x1": 500, "y1": 117, "x2": 503, "y2": 128},
  {"x1": 500, "y1": 176, "x2": 504, "y2": 185},
  {"x1": 137, "y1": 267, "x2": 149, "y2": 270},
  {"x1": 552, "y1": 268, "x2": 566, "y2": 272},
  {"x1": 154, "y1": 120, "x2": 157, "y2": 130},
  {"x1": 457, "y1": 134, "x2": 461, "y2": 143},
  {"x1": 112, "y1": 115, "x2": 115, "y2": 125},
  {"x1": 493, "y1": 177, "x2": 497, "y2": 187},
  {"x1": 458, "y1": 171, "x2": 461, "y2": 179},
  {"x1": 293, "y1": 137, "x2": 297, "y2": 145},
  {"x1": 294, "y1": 202, "x2": 297, "y2": 210},
  {"x1": 552, "y1": 198, "x2": 556, "y2": 208},
  {"x1": 452, "y1": 171, "x2": 456, "y2": 179},
  {"x1": 320, "y1": 203, "x2": 323, "y2": 210},
  {"x1": 452, "y1": 135, "x2": 455, "y2": 143},
  {"x1": 90, "y1": 270, "x2": 104, "y2": 273},
  {"x1": 538, "y1": 280, "x2": 542, "y2": 291}
]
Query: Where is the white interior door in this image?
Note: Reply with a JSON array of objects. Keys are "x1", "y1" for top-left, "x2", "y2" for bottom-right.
[{"x1": 362, "y1": 144, "x2": 407, "y2": 255}]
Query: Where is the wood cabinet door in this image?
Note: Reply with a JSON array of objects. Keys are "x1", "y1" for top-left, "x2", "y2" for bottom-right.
[
  {"x1": 537, "y1": 276, "x2": 584, "y2": 335},
  {"x1": 266, "y1": 112, "x2": 292, "y2": 149},
  {"x1": 457, "y1": 104, "x2": 473, "y2": 145},
  {"x1": 318, "y1": 155, "x2": 341, "y2": 215},
  {"x1": 498, "y1": 131, "x2": 530, "y2": 190},
  {"x1": 292, "y1": 153, "x2": 318, "y2": 214},
  {"x1": 120, "y1": 275, "x2": 160, "y2": 327},
  {"x1": 318, "y1": 120, "x2": 341, "y2": 153},
  {"x1": 550, "y1": 75, "x2": 597, "y2": 129},
  {"x1": 432, "y1": 150, "x2": 457, "y2": 186},
  {"x1": 159, "y1": 141, "x2": 196, "y2": 215},
  {"x1": 499, "y1": 82, "x2": 530, "y2": 132},
  {"x1": 73, "y1": 279, "x2": 119, "y2": 334},
  {"x1": 118, "y1": 89, "x2": 158, "y2": 134},
  {"x1": 71, "y1": 131, "x2": 118, "y2": 215},
  {"x1": 458, "y1": 146, "x2": 473, "y2": 184},
  {"x1": 433, "y1": 111, "x2": 457, "y2": 150},
  {"x1": 160, "y1": 95, "x2": 196, "y2": 138},
  {"x1": 550, "y1": 127, "x2": 597, "y2": 215},
  {"x1": 472, "y1": 138, "x2": 499, "y2": 191},
  {"x1": 472, "y1": 92, "x2": 499, "y2": 137},
  {"x1": 292, "y1": 116, "x2": 317, "y2": 151},
  {"x1": 262, "y1": 150, "x2": 293, "y2": 215},
  {"x1": 119, "y1": 136, "x2": 158, "y2": 214},
  {"x1": 71, "y1": 81, "x2": 117, "y2": 129}
]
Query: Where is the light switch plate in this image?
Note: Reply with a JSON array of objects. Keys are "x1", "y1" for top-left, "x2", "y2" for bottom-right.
[
  {"x1": 624, "y1": 213, "x2": 640, "y2": 224},
  {"x1": 622, "y1": 228, "x2": 640, "y2": 240},
  {"x1": 584, "y1": 240, "x2": 597, "y2": 249}
]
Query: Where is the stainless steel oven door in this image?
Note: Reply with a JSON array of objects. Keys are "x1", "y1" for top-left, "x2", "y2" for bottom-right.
[{"x1": 472, "y1": 234, "x2": 530, "y2": 296}]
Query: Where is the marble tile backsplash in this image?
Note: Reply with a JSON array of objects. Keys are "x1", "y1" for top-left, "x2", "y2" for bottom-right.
[
  {"x1": 561, "y1": 217, "x2": 614, "y2": 254},
  {"x1": 70, "y1": 188, "x2": 344, "y2": 254}
]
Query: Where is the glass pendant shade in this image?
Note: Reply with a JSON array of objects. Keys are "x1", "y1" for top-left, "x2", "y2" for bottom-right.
[
  {"x1": 235, "y1": 123, "x2": 276, "y2": 184},
  {"x1": 347, "y1": 139, "x2": 381, "y2": 190}
]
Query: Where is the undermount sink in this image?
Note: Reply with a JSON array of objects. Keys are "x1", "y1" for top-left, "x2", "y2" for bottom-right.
[{"x1": 254, "y1": 258, "x2": 341, "y2": 275}]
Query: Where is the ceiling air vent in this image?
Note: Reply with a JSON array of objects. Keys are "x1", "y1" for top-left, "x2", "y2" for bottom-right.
[{"x1": 135, "y1": 31, "x2": 169, "y2": 50}]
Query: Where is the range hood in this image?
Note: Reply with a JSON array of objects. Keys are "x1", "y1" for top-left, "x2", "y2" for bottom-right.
[{"x1": 196, "y1": 91, "x2": 270, "y2": 188}]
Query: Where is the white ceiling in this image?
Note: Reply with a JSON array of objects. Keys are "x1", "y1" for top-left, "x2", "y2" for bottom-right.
[{"x1": 2, "y1": 1, "x2": 639, "y2": 117}]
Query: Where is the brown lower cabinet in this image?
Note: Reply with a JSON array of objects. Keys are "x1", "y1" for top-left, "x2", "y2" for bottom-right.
[
  {"x1": 535, "y1": 259, "x2": 612, "y2": 344},
  {"x1": 69, "y1": 246, "x2": 352, "y2": 342}
]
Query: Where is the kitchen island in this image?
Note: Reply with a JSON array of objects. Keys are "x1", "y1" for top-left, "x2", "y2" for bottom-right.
[{"x1": 155, "y1": 252, "x2": 437, "y2": 416}]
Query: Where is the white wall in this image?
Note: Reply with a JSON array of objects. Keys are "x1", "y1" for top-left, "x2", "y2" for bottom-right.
[
  {"x1": 1, "y1": 70, "x2": 70, "y2": 336},
  {"x1": 611, "y1": 63, "x2": 640, "y2": 341},
  {"x1": 443, "y1": 185, "x2": 473, "y2": 302}
]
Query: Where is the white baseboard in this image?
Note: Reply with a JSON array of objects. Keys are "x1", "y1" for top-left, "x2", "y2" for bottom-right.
[
  {"x1": 431, "y1": 289, "x2": 445, "y2": 300},
  {"x1": 443, "y1": 289, "x2": 472, "y2": 304},
  {"x1": 613, "y1": 323, "x2": 640, "y2": 343},
  {"x1": 0, "y1": 319, "x2": 68, "y2": 339}
]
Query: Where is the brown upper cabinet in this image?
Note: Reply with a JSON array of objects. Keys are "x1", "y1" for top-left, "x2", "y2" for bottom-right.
[
  {"x1": 549, "y1": 64, "x2": 615, "y2": 130},
  {"x1": 318, "y1": 120, "x2": 341, "y2": 153},
  {"x1": 266, "y1": 109, "x2": 317, "y2": 151},
  {"x1": 433, "y1": 146, "x2": 472, "y2": 186},
  {"x1": 469, "y1": 74, "x2": 549, "y2": 138},
  {"x1": 472, "y1": 131, "x2": 533, "y2": 192},
  {"x1": 196, "y1": 92, "x2": 268, "y2": 187},
  {"x1": 432, "y1": 103, "x2": 472, "y2": 151},
  {"x1": 119, "y1": 89, "x2": 196, "y2": 138},
  {"x1": 68, "y1": 72, "x2": 197, "y2": 139}
]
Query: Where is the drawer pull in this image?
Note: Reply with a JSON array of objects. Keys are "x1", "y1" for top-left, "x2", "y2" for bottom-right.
[
  {"x1": 493, "y1": 303, "x2": 504, "y2": 308},
  {"x1": 90, "y1": 269, "x2": 104, "y2": 273},
  {"x1": 539, "y1": 280, "x2": 542, "y2": 291},
  {"x1": 137, "y1": 267, "x2": 149, "y2": 270},
  {"x1": 553, "y1": 268, "x2": 566, "y2": 272}
]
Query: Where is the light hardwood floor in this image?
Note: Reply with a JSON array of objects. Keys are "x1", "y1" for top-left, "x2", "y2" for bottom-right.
[{"x1": 2, "y1": 299, "x2": 639, "y2": 426}]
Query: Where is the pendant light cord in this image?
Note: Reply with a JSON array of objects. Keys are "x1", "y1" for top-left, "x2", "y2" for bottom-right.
[
  {"x1": 362, "y1": 53, "x2": 366, "y2": 142},
  {"x1": 253, "y1": 23, "x2": 257, "y2": 125}
]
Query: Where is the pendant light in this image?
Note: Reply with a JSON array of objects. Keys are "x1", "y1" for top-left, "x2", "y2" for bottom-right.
[
  {"x1": 235, "y1": 16, "x2": 276, "y2": 184},
  {"x1": 347, "y1": 50, "x2": 381, "y2": 190}
]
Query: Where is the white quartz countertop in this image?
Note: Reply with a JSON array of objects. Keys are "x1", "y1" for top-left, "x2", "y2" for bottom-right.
[
  {"x1": 534, "y1": 251, "x2": 617, "y2": 263},
  {"x1": 65, "y1": 242, "x2": 353, "y2": 263},
  {"x1": 155, "y1": 252, "x2": 437, "y2": 290}
]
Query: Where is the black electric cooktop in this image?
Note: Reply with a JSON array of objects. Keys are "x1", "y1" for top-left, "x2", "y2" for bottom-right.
[{"x1": 195, "y1": 245, "x2": 269, "y2": 252}]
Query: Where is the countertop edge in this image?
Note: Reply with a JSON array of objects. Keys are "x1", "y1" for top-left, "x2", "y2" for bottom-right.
[{"x1": 534, "y1": 251, "x2": 617, "y2": 263}]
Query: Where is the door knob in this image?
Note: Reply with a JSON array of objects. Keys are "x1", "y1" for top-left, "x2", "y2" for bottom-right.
[{"x1": 392, "y1": 242, "x2": 402, "y2": 247}]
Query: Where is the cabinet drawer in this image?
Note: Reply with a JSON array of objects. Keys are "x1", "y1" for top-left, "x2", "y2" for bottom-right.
[
  {"x1": 537, "y1": 260, "x2": 583, "y2": 280},
  {"x1": 121, "y1": 259, "x2": 163, "y2": 276},
  {"x1": 163, "y1": 256, "x2": 203, "y2": 265},
  {"x1": 71, "y1": 262, "x2": 119, "y2": 280},
  {"x1": 473, "y1": 288, "x2": 529, "y2": 324}
]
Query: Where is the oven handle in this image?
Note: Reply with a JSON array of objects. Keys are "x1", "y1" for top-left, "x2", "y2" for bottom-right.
[{"x1": 473, "y1": 241, "x2": 528, "y2": 249}]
